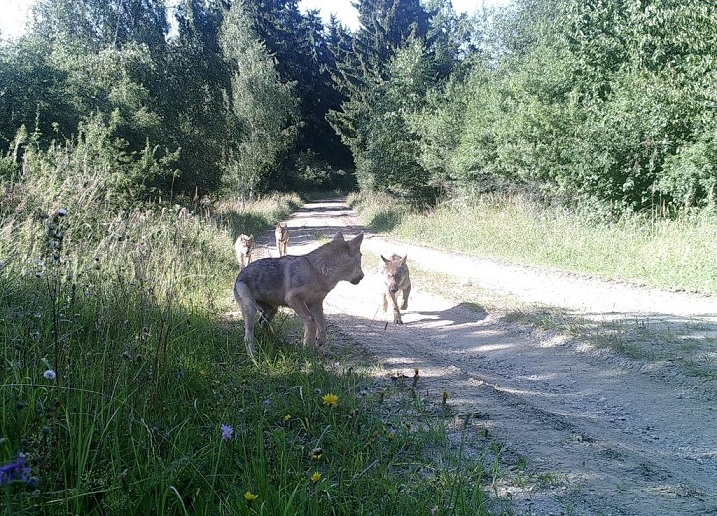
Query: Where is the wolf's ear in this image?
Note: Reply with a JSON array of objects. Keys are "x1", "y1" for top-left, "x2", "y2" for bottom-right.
[
  {"x1": 349, "y1": 232, "x2": 364, "y2": 250},
  {"x1": 381, "y1": 254, "x2": 389, "y2": 264},
  {"x1": 332, "y1": 232, "x2": 345, "y2": 242},
  {"x1": 401, "y1": 255, "x2": 407, "y2": 266}
]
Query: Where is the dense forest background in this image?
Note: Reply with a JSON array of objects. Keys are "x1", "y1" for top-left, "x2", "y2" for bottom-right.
[{"x1": 1, "y1": 0, "x2": 716, "y2": 218}]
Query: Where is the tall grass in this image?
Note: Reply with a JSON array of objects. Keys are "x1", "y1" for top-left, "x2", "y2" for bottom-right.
[
  {"x1": 350, "y1": 192, "x2": 717, "y2": 295},
  {"x1": 1, "y1": 148, "x2": 494, "y2": 513}
]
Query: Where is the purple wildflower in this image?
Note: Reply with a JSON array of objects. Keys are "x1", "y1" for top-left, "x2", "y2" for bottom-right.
[
  {"x1": 220, "y1": 424, "x2": 234, "y2": 441},
  {"x1": 0, "y1": 454, "x2": 31, "y2": 487},
  {"x1": 43, "y1": 370, "x2": 56, "y2": 380}
]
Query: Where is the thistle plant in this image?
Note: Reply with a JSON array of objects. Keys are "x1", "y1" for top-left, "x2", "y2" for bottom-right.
[{"x1": 40, "y1": 208, "x2": 70, "y2": 383}]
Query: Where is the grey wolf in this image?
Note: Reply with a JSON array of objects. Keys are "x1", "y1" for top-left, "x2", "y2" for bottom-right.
[
  {"x1": 235, "y1": 234, "x2": 255, "y2": 269},
  {"x1": 380, "y1": 254, "x2": 411, "y2": 324},
  {"x1": 234, "y1": 231, "x2": 364, "y2": 358},
  {"x1": 275, "y1": 222, "x2": 289, "y2": 256}
]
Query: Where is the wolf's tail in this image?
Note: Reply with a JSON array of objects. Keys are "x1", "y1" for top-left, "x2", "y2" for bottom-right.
[
  {"x1": 233, "y1": 279, "x2": 258, "y2": 359},
  {"x1": 234, "y1": 280, "x2": 255, "y2": 312}
]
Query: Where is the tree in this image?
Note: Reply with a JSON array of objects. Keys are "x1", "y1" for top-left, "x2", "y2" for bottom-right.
[
  {"x1": 30, "y1": 0, "x2": 169, "y2": 53},
  {"x1": 219, "y1": 0, "x2": 298, "y2": 202},
  {"x1": 238, "y1": 0, "x2": 352, "y2": 188},
  {"x1": 156, "y1": 0, "x2": 230, "y2": 196},
  {"x1": 327, "y1": 0, "x2": 441, "y2": 202}
]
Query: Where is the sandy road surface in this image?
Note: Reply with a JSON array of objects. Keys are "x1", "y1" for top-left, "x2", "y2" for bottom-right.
[{"x1": 248, "y1": 198, "x2": 717, "y2": 515}]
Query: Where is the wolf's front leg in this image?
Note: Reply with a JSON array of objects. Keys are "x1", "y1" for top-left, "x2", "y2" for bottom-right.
[
  {"x1": 308, "y1": 301, "x2": 328, "y2": 351},
  {"x1": 400, "y1": 283, "x2": 411, "y2": 311},
  {"x1": 287, "y1": 295, "x2": 318, "y2": 348},
  {"x1": 388, "y1": 291, "x2": 403, "y2": 324}
]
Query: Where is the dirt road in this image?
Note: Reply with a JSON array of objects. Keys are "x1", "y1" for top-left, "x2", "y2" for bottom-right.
[{"x1": 251, "y1": 198, "x2": 717, "y2": 515}]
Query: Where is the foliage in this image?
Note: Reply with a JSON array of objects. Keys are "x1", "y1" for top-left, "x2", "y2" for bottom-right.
[
  {"x1": 406, "y1": 0, "x2": 717, "y2": 215},
  {"x1": 30, "y1": 0, "x2": 168, "y2": 53},
  {"x1": 158, "y1": 0, "x2": 229, "y2": 196},
  {"x1": 328, "y1": 0, "x2": 446, "y2": 206},
  {"x1": 3, "y1": 115, "x2": 179, "y2": 218},
  {"x1": 4, "y1": 0, "x2": 717, "y2": 215},
  {"x1": 660, "y1": 124, "x2": 717, "y2": 211},
  {"x1": 0, "y1": 37, "x2": 75, "y2": 150},
  {"x1": 219, "y1": 0, "x2": 298, "y2": 203},
  {"x1": 246, "y1": 1, "x2": 352, "y2": 182}
]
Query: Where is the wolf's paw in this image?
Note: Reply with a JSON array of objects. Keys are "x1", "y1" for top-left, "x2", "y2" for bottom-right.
[{"x1": 393, "y1": 314, "x2": 404, "y2": 325}]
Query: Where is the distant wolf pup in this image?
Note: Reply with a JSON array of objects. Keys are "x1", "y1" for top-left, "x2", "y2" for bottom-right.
[
  {"x1": 235, "y1": 234, "x2": 255, "y2": 269},
  {"x1": 234, "y1": 232, "x2": 365, "y2": 359},
  {"x1": 275, "y1": 222, "x2": 289, "y2": 257},
  {"x1": 380, "y1": 254, "x2": 411, "y2": 324}
]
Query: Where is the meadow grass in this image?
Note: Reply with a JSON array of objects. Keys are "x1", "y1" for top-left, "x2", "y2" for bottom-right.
[
  {"x1": 0, "y1": 188, "x2": 493, "y2": 514},
  {"x1": 349, "y1": 192, "x2": 717, "y2": 295}
]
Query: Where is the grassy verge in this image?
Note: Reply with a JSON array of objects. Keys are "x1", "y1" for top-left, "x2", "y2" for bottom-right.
[
  {"x1": 354, "y1": 196, "x2": 717, "y2": 386},
  {"x1": 0, "y1": 190, "x2": 494, "y2": 514},
  {"x1": 349, "y1": 192, "x2": 717, "y2": 295}
]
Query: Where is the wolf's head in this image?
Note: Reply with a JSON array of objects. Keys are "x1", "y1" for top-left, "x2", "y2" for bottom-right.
[
  {"x1": 380, "y1": 254, "x2": 408, "y2": 293},
  {"x1": 237, "y1": 234, "x2": 254, "y2": 254},
  {"x1": 332, "y1": 231, "x2": 365, "y2": 285}
]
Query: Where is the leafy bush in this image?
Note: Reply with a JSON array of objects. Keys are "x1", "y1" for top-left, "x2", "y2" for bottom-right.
[{"x1": 660, "y1": 127, "x2": 717, "y2": 211}]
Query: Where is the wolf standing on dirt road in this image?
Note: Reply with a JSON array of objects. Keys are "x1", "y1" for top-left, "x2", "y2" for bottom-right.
[
  {"x1": 235, "y1": 234, "x2": 254, "y2": 269},
  {"x1": 234, "y1": 232, "x2": 365, "y2": 359},
  {"x1": 275, "y1": 221, "x2": 289, "y2": 256},
  {"x1": 380, "y1": 254, "x2": 411, "y2": 324}
]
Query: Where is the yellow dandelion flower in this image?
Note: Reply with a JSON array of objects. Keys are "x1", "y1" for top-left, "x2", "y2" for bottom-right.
[
  {"x1": 244, "y1": 491, "x2": 258, "y2": 502},
  {"x1": 283, "y1": 414, "x2": 291, "y2": 421},
  {"x1": 322, "y1": 393, "x2": 338, "y2": 407},
  {"x1": 311, "y1": 471, "x2": 322, "y2": 483}
]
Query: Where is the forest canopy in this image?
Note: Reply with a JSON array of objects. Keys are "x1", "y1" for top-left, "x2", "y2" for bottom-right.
[{"x1": 1, "y1": 0, "x2": 716, "y2": 216}]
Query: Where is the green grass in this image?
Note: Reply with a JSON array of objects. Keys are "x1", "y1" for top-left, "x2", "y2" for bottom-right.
[
  {"x1": 350, "y1": 192, "x2": 717, "y2": 295},
  {"x1": 0, "y1": 190, "x2": 493, "y2": 514}
]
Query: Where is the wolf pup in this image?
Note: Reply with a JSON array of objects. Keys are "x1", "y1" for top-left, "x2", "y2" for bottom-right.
[
  {"x1": 234, "y1": 232, "x2": 364, "y2": 359},
  {"x1": 235, "y1": 234, "x2": 255, "y2": 269},
  {"x1": 380, "y1": 254, "x2": 411, "y2": 324},
  {"x1": 275, "y1": 221, "x2": 289, "y2": 257}
]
